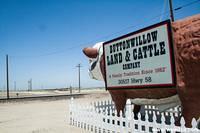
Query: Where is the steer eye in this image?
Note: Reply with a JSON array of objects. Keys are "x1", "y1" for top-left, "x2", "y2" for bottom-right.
[
  {"x1": 90, "y1": 49, "x2": 100, "y2": 71},
  {"x1": 90, "y1": 60, "x2": 97, "y2": 71}
]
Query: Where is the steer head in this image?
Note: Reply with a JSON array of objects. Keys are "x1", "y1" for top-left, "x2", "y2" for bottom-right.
[{"x1": 82, "y1": 42, "x2": 105, "y2": 81}]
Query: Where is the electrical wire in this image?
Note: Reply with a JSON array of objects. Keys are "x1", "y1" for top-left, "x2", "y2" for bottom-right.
[
  {"x1": 8, "y1": 0, "x2": 200, "y2": 59},
  {"x1": 160, "y1": 0, "x2": 168, "y2": 21},
  {"x1": 174, "y1": 0, "x2": 200, "y2": 11},
  {"x1": 10, "y1": 11, "x2": 171, "y2": 59}
]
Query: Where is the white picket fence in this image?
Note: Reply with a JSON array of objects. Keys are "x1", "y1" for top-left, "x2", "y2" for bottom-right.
[{"x1": 69, "y1": 97, "x2": 200, "y2": 133}]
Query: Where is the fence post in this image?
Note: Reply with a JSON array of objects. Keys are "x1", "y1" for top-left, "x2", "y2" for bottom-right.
[
  {"x1": 130, "y1": 112, "x2": 135, "y2": 133},
  {"x1": 119, "y1": 110, "x2": 124, "y2": 133},
  {"x1": 69, "y1": 97, "x2": 74, "y2": 125},
  {"x1": 180, "y1": 117, "x2": 186, "y2": 133},
  {"x1": 152, "y1": 111, "x2": 157, "y2": 133},
  {"x1": 144, "y1": 112, "x2": 150, "y2": 133},
  {"x1": 100, "y1": 108, "x2": 105, "y2": 133},
  {"x1": 170, "y1": 113, "x2": 176, "y2": 133},
  {"x1": 126, "y1": 99, "x2": 132, "y2": 120},
  {"x1": 160, "y1": 113, "x2": 166, "y2": 133},
  {"x1": 191, "y1": 118, "x2": 199, "y2": 133},
  {"x1": 125, "y1": 110, "x2": 130, "y2": 133},
  {"x1": 138, "y1": 113, "x2": 142, "y2": 132}
]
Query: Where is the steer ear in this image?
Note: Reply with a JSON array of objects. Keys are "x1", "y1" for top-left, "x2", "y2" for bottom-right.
[{"x1": 83, "y1": 47, "x2": 98, "y2": 58}]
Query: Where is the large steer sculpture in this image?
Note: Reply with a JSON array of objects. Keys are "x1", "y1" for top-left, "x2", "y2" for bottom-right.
[{"x1": 83, "y1": 14, "x2": 200, "y2": 127}]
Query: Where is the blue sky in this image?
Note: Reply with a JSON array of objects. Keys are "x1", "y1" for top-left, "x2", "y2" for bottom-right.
[{"x1": 0, "y1": 0, "x2": 199, "y2": 90}]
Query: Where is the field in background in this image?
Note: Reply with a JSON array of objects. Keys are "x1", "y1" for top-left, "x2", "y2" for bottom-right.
[{"x1": 0, "y1": 87, "x2": 105, "y2": 99}]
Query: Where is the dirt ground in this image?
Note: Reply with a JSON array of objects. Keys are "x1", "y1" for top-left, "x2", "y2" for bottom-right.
[{"x1": 0, "y1": 90, "x2": 111, "y2": 133}]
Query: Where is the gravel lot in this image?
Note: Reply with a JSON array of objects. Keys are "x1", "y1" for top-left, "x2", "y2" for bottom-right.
[{"x1": 0, "y1": 90, "x2": 110, "y2": 133}]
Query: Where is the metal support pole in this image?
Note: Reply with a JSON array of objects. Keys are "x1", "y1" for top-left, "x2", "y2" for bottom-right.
[
  {"x1": 14, "y1": 81, "x2": 16, "y2": 91},
  {"x1": 76, "y1": 64, "x2": 81, "y2": 93},
  {"x1": 30, "y1": 79, "x2": 32, "y2": 91},
  {"x1": 169, "y1": 0, "x2": 175, "y2": 22},
  {"x1": 6, "y1": 55, "x2": 9, "y2": 99}
]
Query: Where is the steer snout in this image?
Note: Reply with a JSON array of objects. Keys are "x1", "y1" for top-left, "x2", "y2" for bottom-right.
[
  {"x1": 82, "y1": 42, "x2": 104, "y2": 81},
  {"x1": 83, "y1": 47, "x2": 98, "y2": 59}
]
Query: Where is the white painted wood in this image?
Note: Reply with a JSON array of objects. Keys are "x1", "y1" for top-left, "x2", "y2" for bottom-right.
[{"x1": 69, "y1": 97, "x2": 200, "y2": 133}]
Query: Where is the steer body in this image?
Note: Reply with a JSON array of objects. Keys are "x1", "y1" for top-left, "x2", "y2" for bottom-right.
[{"x1": 83, "y1": 14, "x2": 200, "y2": 127}]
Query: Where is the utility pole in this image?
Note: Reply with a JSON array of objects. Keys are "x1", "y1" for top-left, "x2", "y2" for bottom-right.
[
  {"x1": 28, "y1": 79, "x2": 32, "y2": 91},
  {"x1": 169, "y1": 0, "x2": 175, "y2": 22},
  {"x1": 30, "y1": 79, "x2": 32, "y2": 91},
  {"x1": 6, "y1": 55, "x2": 9, "y2": 99},
  {"x1": 76, "y1": 64, "x2": 82, "y2": 93},
  {"x1": 14, "y1": 81, "x2": 16, "y2": 91},
  {"x1": 28, "y1": 80, "x2": 29, "y2": 91}
]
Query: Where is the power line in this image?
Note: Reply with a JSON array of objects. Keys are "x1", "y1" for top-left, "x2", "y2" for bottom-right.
[
  {"x1": 7, "y1": 0, "x2": 200, "y2": 59},
  {"x1": 10, "y1": 41, "x2": 95, "y2": 59},
  {"x1": 174, "y1": 0, "x2": 200, "y2": 11},
  {"x1": 160, "y1": 0, "x2": 168, "y2": 21},
  {"x1": 0, "y1": 48, "x2": 6, "y2": 54},
  {"x1": 9, "y1": 13, "x2": 169, "y2": 59}
]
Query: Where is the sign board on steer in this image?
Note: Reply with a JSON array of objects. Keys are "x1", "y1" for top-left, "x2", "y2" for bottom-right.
[{"x1": 103, "y1": 20, "x2": 176, "y2": 90}]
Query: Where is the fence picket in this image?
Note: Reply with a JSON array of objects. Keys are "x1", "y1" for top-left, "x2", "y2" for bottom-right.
[
  {"x1": 69, "y1": 98, "x2": 200, "y2": 133},
  {"x1": 160, "y1": 113, "x2": 166, "y2": 133}
]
